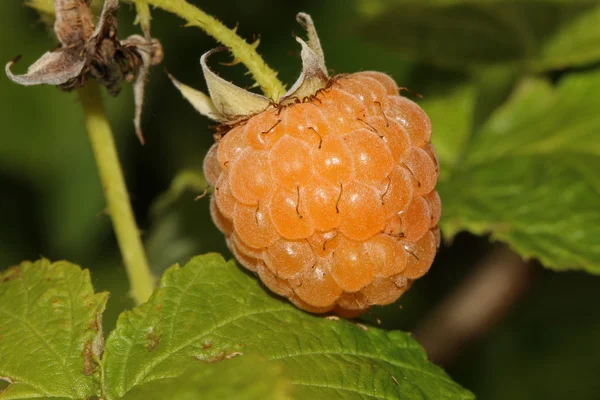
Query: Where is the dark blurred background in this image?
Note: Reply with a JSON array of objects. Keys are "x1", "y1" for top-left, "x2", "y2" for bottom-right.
[{"x1": 1, "y1": 1, "x2": 599, "y2": 398}]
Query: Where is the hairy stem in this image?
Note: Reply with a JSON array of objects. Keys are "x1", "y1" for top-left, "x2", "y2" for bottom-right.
[
  {"x1": 133, "y1": 0, "x2": 152, "y2": 37},
  {"x1": 134, "y1": 0, "x2": 286, "y2": 100},
  {"x1": 78, "y1": 82, "x2": 154, "y2": 305}
]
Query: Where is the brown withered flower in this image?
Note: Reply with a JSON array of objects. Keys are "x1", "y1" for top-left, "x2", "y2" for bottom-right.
[{"x1": 5, "y1": 0, "x2": 163, "y2": 143}]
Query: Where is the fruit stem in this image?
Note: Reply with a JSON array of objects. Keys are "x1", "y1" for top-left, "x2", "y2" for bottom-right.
[
  {"x1": 78, "y1": 81, "x2": 155, "y2": 305},
  {"x1": 133, "y1": 0, "x2": 286, "y2": 100}
]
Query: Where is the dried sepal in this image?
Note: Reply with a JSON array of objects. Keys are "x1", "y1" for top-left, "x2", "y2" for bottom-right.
[
  {"x1": 296, "y1": 12, "x2": 326, "y2": 70},
  {"x1": 168, "y1": 72, "x2": 221, "y2": 121},
  {"x1": 6, "y1": 0, "x2": 120, "y2": 88},
  {"x1": 279, "y1": 36, "x2": 329, "y2": 104},
  {"x1": 121, "y1": 34, "x2": 164, "y2": 144},
  {"x1": 168, "y1": 47, "x2": 273, "y2": 123},
  {"x1": 54, "y1": 0, "x2": 95, "y2": 45},
  {"x1": 171, "y1": 12, "x2": 329, "y2": 125},
  {"x1": 5, "y1": 51, "x2": 85, "y2": 86},
  {"x1": 6, "y1": 0, "x2": 163, "y2": 144},
  {"x1": 201, "y1": 48, "x2": 271, "y2": 121},
  {"x1": 132, "y1": 64, "x2": 149, "y2": 144},
  {"x1": 280, "y1": 13, "x2": 329, "y2": 103},
  {"x1": 87, "y1": 0, "x2": 119, "y2": 50}
]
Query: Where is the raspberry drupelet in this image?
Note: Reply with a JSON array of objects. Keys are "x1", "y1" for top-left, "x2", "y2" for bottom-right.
[{"x1": 171, "y1": 13, "x2": 440, "y2": 317}]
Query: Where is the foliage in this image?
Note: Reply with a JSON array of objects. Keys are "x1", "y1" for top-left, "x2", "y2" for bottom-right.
[
  {"x1": 121, "y1": 355, "x2": 291, "y2": 400},
  {"x1": 438, "y1": 73, "x2": 600, "y2": 273},
  {"x1": 0, "y1": 256, "x2": 473, "y2": 399},
  {"x1": 0, "y1": 260, "x2": 107, "y2": 399}
]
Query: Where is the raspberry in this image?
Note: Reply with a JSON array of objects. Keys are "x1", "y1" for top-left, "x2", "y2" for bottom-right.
[
  {"x1": 204, "y1": 72, "x2": 440, "y2": 316},
  {"x1": 172, "y1": 13, "x2": 440, "y2": 316}
]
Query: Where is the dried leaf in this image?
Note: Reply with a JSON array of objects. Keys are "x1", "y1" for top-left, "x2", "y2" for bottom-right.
[{"x1": 280, "y1": 14, "x2": 329, "y2": 103}]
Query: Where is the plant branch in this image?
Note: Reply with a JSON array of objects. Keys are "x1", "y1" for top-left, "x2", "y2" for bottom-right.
[
  {"x1": 413, "y1": 245, "x2": 536, "y2": 365},
  {"x1": 134, "y1": 1, "x2": 152, "y2": 36},
  {"x1": 78, "y1": 81, "x2": 154, "y2": 305},
  {"x1": 133, "y1": 0, "x2": 286, "y2": 100},
  {"x1": 27, "y1": 0, "x2": 286, "y2": 98}
]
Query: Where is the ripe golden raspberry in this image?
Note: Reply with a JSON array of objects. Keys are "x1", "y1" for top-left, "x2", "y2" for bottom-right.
[
  {"x1": 203, "y1": 71, "x2": 440, "y2": 316},
  {"x1": 170, "y1": 13, "x2": 440, "y2": 316}
]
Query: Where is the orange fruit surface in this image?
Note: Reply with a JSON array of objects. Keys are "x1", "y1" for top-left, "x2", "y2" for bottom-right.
[{"x1": 205, "y1": 71, "x2": 440, "y2": 316}]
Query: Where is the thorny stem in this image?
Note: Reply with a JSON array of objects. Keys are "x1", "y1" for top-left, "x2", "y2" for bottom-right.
[
  {"x1": 78, "y1": 81, "x2": 154, "y2": 305},
  {"x1": 133, "y1": 0, "x2": 287, "y2": 100}
]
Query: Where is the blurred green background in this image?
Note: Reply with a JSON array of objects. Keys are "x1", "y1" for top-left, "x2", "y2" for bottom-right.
[{"x1": 1, "y1": 1, "x2": 599, "y2": 398}]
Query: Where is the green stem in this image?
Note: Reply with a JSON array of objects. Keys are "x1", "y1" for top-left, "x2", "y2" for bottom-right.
[
  {"x1": 134, "y1": 0, "x2": 152, "y2": 36},
  {"x1": 78, "y1": 82, "x2": 154, "y2": 305},
  {"x1": 92, "y1": 352, "x2": 106, "y2": 399},
  {"x1": 134, "y1": 0, "x2": 286, "y2": 100}
]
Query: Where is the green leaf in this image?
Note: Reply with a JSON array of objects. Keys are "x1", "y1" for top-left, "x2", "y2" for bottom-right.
[
  {"x1": 412, "y1": 69, "x2": 476, "y2": 181},
  {"x1": 0, "y1": 260, "x2": 108, "y2": 399},
  {"x1": 356, "y1": 1, "x2": 600, "y2": 71},
  {"x1": 423, "y1": 84, "x2": 474, "y2": 180},
  {"x1": 414, "y1": 65, "x2": 517, "y2": 181},
  {"x1": 439, "y1": 70, "x2": 600, "y2": 273},
  {"x1": 122, "y1": 355, "x2": 290, "y2": 400},
  {"x1": 104, "y1": 254, "x2": 473, "y2": 400}
]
